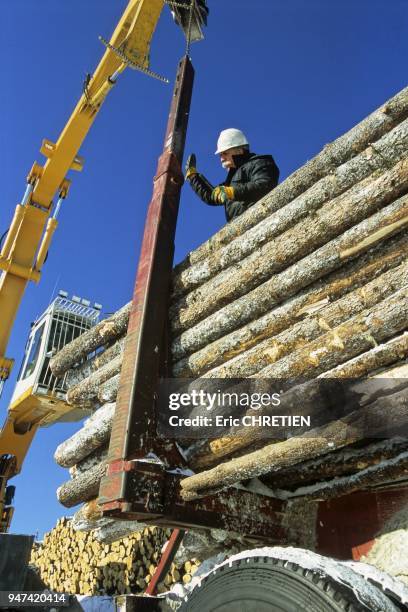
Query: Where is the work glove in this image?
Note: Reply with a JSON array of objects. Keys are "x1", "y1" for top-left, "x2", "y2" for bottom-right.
[
  {"x1": 211, "y1": 185, "x2": 235, "y2": 204},
  {"x1": 185, "y1": 153, "x2": 198, "y2": 181}
]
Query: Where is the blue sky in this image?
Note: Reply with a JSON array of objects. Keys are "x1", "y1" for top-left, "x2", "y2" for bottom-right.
[{"x1": 2, "y1": 0, "x2": 407, "y2": 538}]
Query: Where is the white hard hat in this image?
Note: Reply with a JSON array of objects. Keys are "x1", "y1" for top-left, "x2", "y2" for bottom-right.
[{"x1": 215, "y1": 128, "x2": 249, "y2": 155}]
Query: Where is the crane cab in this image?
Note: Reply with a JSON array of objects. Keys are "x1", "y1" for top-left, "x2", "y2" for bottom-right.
[{"x1": 8, "y1": 292, "x2": 101, "y2": 427}]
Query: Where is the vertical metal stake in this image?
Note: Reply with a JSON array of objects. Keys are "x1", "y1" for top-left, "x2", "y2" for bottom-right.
[{"x1": 99, "y1": 56, "x2": 194, "y2": 508}]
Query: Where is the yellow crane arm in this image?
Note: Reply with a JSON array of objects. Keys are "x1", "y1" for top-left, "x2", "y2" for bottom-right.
[{"x1": 0, "y1": 0, "x2": 165, "y2": 386}]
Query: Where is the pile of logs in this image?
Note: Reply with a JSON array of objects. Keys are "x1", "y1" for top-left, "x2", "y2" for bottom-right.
[
  {"x1": 50, "y1": 86, "x2": 408, "y2": 534},
  {"x1": 29, "y1": 518, "x2": 201, "y2": 596}
]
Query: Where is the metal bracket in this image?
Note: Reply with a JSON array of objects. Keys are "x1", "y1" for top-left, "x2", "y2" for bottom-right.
[
  {"x1": 99, "y1": 36, "x2": 169, "y2": 83},
  {"x1": 166, "y1": 0, "x2": 208, "y2": 44},
  {"x1": 102, "y1": 470, "x2": 288, "y2": 542},
  {"x1": 26, "y1": 162, "x2": 43, "y2": 186},
  {"x1": 100, "y1": 459, "x2": 166, "y2": 516},
  {"x1": 40, "y1": 140, "x2": 84, "y2": 172}
]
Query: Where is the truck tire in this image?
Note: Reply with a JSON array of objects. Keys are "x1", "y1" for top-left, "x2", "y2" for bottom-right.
[
  {"x1": 179, "y1": 550, "x2": 399, "y2": 612},
  {"x1": 342, "y1": 561, "x2": 408, "y2": 611}
]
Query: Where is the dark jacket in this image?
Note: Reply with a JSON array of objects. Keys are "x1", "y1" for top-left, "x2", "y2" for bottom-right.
[{"x1": 188, "y1": 151, "x2": 279, "y2": 221}]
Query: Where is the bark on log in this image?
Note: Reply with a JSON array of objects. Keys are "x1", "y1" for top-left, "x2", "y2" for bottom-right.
[
  {"x1": 69, "y1": 445, "x2": 108, "y2": 479},
  {"x1": 65, "y1": 337, "x2": 125, "y2": 389},
  {"x1": 203, "y1": 262, "x2": 408, "y2": 378},
  {"x1": 51, "y1": 303, "x2": 130, "y2": 377},
  {"x1": 73, "y1": 514, "x2": 115, "y2": 533},
  {"x1": 372, "y1": 361, "x2": 408, "y2": 378},
  {"x1": 170, "y1": 159, "x2": 408, "y2": 334},
  {"x1": 80, "y1": 499, "x2": 103, "y2": 521},
  {"x1": 195, "y1": 374, "x2": 408, "y2": 470},
  {"x1": 94, "y1": 337, "x2": 125, "y2": 370},
  {"x1": 172, "y1": 234, "x2": 407, "y2": 370},
  {"x1": 67, "y1": 355, "x2": 122, "y2": 407},
  {"x1": 180, "y1": 389, "x2": 408, "y2": 499},
  {"x1": 98, "y1": 374, "x2": 120, "y2": 404},
  {"x1": 72, "y1": 500, "x2": 114, "y2": 532},
  {"x1": 174, "y1": 86, "x2": 408, "y2": 272},
  {"x1": 319, "y1": 333, "x2": 408, "y2": 378},
  {"x1": 274, "y1": 450, "x2": 408, "y2": 502},
  {"x1": 172, "y1": 119, "x2": 408, "y2": 298},
  {"x1": 257, "y1": 286, "x2": 408, "y2": 379},
  {"x1": 262, "y1": 437, "x2": 408, "y2": 489},
  {"x1": 93, "y1": 521, "x2": 147, "y2": 545},
  {"x1": 54, "y1": 403, "x2": 115, "y2": 468},
  {"x1": 57, "y1": 460, "x2": 108, "y2": 507},
  {"x1": 65, "y1": 360, "x2": 94, "y2": 390},
  {"x1": 189, "y1": 334, "x2": 408, "y2": 470},
  {"x1": 171, "y1": 195, "x2": 408, "y2": 357}
]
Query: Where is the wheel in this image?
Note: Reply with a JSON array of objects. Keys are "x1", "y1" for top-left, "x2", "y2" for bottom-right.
[
  {"x1": 180, "y1": 548, "x2": 399, "y2": 612},
  {"x1": 342, "y1": 561, "x2": 408, "y2": 611}
]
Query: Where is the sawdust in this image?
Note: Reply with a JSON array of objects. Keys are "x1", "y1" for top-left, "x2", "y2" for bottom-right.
[{"x1": 362, "y1": 506, "x2": 408, "y2": 585}]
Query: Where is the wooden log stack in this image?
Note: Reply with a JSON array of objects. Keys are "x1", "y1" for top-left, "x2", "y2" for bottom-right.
[
  {"x1": 29, "y1": 518, "x2": 201, "y2": 596},
  {"x1": 50, "y1": 86, "x2": 408, "y2": 538}
]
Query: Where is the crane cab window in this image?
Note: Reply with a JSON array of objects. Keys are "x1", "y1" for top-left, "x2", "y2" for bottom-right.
[
  {"x1": 38, "y1": 313, "x2": 93, "y2": 393},
  {"x1": 20, "y1": 322, "x2": 45, "y2": 380}
]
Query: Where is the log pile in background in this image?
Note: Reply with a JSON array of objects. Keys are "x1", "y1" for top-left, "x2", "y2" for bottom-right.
[
  {"x1": 29, "y1": 518, "x2": 201, "y2": 596},
  {"x1": 50, "y1": 86, "x2": 408, "y2": 531}
]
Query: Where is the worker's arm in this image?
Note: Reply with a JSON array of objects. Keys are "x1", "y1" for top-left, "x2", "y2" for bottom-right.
[
  {"x1": 232, "y1": 158, "x2": 279, "y2": 203},
  {"x1": 189, "y1": 172, "x2": 223, "y2": 205},
  {"x1": 185, "y1": 153, "x2": 220, "y2": 206}
]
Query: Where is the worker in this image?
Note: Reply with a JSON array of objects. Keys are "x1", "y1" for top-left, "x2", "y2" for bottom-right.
[{"x1": 184, "y1": 128, "x2": 279, "y2": 222}]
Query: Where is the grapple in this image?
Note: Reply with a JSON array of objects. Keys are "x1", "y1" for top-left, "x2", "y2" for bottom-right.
[{"x1": 167, "y1": 0, "x2": 209, "y2": 43}]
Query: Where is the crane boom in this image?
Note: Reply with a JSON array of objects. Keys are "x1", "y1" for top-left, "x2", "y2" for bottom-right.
[
  {"x1": 0, "y1": 0, "x2": 167, "y2": 388},
  {"x1": 0, "y1": 0, "x2": 207, "y2": 388}
]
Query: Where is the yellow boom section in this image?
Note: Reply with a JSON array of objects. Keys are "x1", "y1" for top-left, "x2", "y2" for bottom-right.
[{"x1": 0, "y1": 0, "x2": 164, "y2": 386}]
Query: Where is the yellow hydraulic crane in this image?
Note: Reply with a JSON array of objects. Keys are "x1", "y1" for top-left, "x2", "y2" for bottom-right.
[
  {"x1": 0, "y1": 0, "x2": 207, "y2": 531},
  {"x1": 0, "y1": 0, "x2": 206, "y2": 391}
]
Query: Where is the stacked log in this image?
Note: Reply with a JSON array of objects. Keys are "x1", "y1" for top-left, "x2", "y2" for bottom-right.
[
  {"x1": 50, "y1": 86, "x2": 408, "y2": 531},
  {"x1": 51, "y1": 305, "x2": 130, "y2": 378},
  {"x1": 29, "y1": 518, "x2": 201, "y2": 596}
]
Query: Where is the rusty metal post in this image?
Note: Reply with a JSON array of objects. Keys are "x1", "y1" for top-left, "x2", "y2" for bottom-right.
[
  {"x1": 99, "y1": 57, "x2": 194, "y2": 509},
  {"x1": 145, "y1": 529, "x2": 185, "y2": 596}
]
